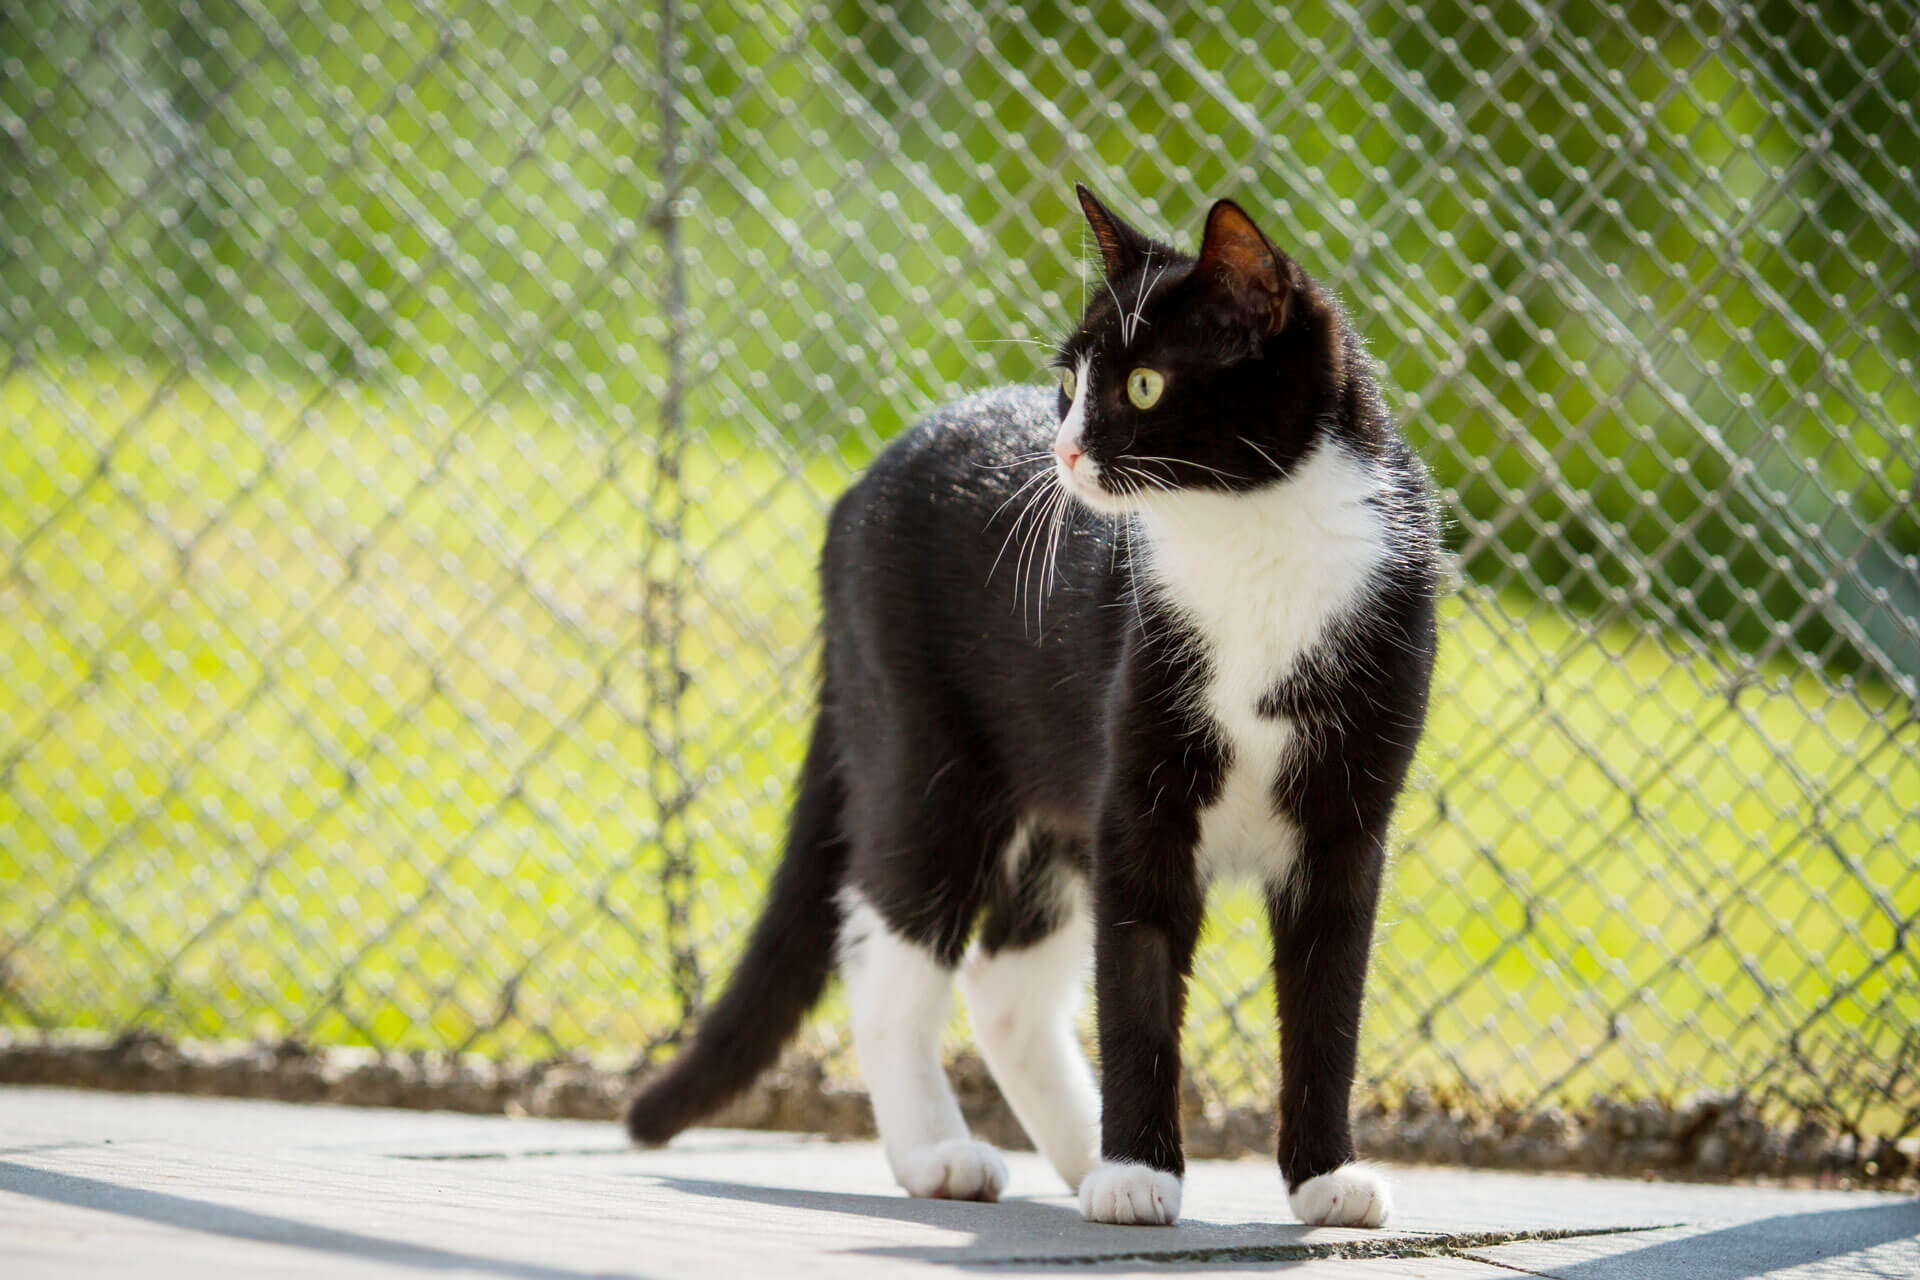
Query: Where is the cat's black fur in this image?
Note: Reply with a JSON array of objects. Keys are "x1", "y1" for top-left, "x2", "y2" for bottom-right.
[{"x1": 628, "y1": 187, "x2": 1439, "y2": 1209}]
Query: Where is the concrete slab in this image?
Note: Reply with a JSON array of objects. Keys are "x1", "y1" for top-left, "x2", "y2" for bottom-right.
[
  {"x1": 1465, "y1": 1207, "x2": 1920, "y2": 1279},
  {"x1": 1, "y1": 1087, "x2": 1912, "y2": 1278}
]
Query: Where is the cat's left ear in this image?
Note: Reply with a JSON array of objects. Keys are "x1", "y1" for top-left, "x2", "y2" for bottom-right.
[{"x1": 1194, "y1": 200, "x2": 1293, "y2": 337}]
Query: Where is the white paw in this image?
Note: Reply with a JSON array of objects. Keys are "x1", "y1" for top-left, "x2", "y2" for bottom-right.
[
  {"x1": 1289, "y1": 1162, "x2": 1391, "y2": 1227},
  {"x1": 1078, "y1": 1161, "x2": 1182, "y2": 1225},
  {"x1": 895, "y1": 1139, "x2": 1009, "y2": 1202}
]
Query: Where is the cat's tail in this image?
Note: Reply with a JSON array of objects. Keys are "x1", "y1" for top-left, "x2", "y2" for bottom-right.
[{"x1": 624, "y1": 704, "x2": 849, "y2": 1145}]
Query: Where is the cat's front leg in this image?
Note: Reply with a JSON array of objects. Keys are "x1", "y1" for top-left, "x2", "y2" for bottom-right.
[
  {"x1": 1079, "y1": 799, "x2": 1206, "y2": 1225},
  {"x1": 1268, "y1": 823, "x2": 1391, "y2": 1227}
]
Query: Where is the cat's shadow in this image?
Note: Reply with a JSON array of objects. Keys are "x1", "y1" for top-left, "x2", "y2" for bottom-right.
[{"x1": 643, "y1": 1174, "x2": 1320, "y2": 1272}]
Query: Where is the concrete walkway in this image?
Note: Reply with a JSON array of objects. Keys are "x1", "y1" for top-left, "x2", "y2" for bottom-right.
[{"x1": 1, "y1": 1087, "x2": 1912, "y2": 1277}]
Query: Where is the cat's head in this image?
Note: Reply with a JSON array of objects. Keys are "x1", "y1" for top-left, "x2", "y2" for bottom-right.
[{"x1": 1052, "y1": 186, "x2": 1352, "y2": 514}]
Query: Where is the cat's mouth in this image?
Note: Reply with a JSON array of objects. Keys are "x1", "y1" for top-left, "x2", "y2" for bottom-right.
[{"x1": 1054, "y1": 455, "x2": 1139, "y2": 515}]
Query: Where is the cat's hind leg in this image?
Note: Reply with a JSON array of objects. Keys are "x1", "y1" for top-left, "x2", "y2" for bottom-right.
[
  {"x1": 841, "y1": 887, "x2": 1009, "y2": 1201},
  {"x1": 960, "y1": 834, "x2": 1101, "y2": 1192}
]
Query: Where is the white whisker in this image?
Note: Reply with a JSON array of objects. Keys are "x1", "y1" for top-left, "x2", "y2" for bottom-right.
[
  {"x1": 986, "y1": 465, "x2": 1055, "y2": 527},
  {"x1": 1125, "y1": 453, "x2": 1255, "y2": 484},
  {"x1": 964, "y1": 335, "x2": 1058, "y2": 350},
  {"x1": 991, "y1": 469, "x2": 1060, "y2": 587},
  {"x1": 1126, "y1": 256, "x2": 1168, "y2": 346},
  {"x1": 1126, "y1": 248, "x2": 1153, "y2": 345},
  {"x1": 1017, "y1": 484, "x2": 1067, "y2": 632},
  {"x1": 976, "y1": 451, "x2": 1056, "y2": 472},
  {"x1": 1238, "y1": 435, "x2": 1285, "y2": 475}
]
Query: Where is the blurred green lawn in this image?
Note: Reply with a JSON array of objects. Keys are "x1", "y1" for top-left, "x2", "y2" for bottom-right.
[{"x1": 4, "y1": 367, "x2": 1915, "y2": 1125}]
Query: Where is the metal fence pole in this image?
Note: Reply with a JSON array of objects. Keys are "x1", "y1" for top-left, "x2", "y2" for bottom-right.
[{"x1": 649, "y1": 0, "x2": 701, "y2": 1028}]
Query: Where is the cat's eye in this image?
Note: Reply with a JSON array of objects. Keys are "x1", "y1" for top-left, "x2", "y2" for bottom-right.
[
  {"x1": 1060, "y1": 366, "x2": 1078, "y2": 400},
  {"x1": 1127, "y1": 367, "x2": 1165, "y2": 410}
]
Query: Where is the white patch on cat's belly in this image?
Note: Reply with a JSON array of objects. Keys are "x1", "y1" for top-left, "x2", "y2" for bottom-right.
[
  {"x1": 1195, "y1": 722, "x2": 1303, "y2": 883},
  {"x1": 1138, "y1": 439, "x2": 1390, "y2": 887}
]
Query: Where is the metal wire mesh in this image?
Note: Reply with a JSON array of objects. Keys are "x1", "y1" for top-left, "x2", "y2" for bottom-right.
[{"x1": 4, "y1": 0, "x2": 1917, "y2": 1151}]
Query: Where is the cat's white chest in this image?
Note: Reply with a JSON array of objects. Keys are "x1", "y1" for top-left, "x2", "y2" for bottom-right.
[{"x1": 1139, "y1": 441, "x2": 1390, "y2": 887}]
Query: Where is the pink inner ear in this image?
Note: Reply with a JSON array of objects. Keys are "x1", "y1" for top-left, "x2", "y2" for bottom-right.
[
  {"x1": 1200, "y1": 208, "x2": 1280, "y2": 292},
  {"x1": 1198, "y1": 204, "x2": 1289, "y2": 331}
]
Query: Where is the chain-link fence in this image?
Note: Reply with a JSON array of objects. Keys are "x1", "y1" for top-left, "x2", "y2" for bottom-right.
[{"x1": 4, "y1": 0, "x2": 1917, "y2": 1162}]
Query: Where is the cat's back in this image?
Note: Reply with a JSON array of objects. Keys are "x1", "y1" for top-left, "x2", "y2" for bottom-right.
[
  {"x1": 825, "y1": 384, "x2": 1065, "y2": 593},
  {"x1": 844, "y1": 384, "x2": 1058, "y2": 523},
  {"x1": 822, "y1": 383, "x2": 1123, "y2": 790}
]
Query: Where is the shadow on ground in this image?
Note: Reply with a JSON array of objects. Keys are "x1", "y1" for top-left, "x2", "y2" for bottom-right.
[
  {"x1": 1536, "y1": 1202, "x2": 1920, "y2": 1280},
  {"x1": 647, "y1": 1172, "x2": 1643, "y2": 1273},
  {"x1": 0, "y1": 1160, "x2": 657, "y2": 1280}
]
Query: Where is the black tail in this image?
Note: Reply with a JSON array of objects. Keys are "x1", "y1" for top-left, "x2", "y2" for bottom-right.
[{"x1": 625, "y1": 706, "x2": 849, "y2": 1144}]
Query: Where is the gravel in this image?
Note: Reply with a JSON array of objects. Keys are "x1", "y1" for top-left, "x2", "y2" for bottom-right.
[{"x1": 3, "y1": 1028, "x2": 1910, "y2": 1188}]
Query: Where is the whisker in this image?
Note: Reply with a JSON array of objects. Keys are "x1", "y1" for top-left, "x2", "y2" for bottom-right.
[
  {"x1": 1019, "y1": 486, "x2": 1052, "y2": 632},
  {"x1": 1122, "y1": 499, "x2": 1148, "y2": 634},
  {"x1": 1017, "y1": 484, "x2": 1064, "y2": 630},
  {"x1": 1126, "y1": 257, "x2": 1168, "y2": 345},
  {"x1": 1124, "y1": 453, "x2": 1255, "y2": 484},
  {"x1": 1238, "y1": 435, "x2": 1284, "y2": 475},
  {"x1": 986, "y1": 465, "x2": 1055, "y2": 527},
  {"x1": 1126, "y1": 248, "x2": 1153, "y2": 345},
  {"x1": 1047, "y1": 486, "x2": 1072, "y2": 595},
  {"x1": 1122, "y1": 467, "x2": 1175, "y2": 494},
  {"x1": 963, "y1": 335, "x2": 1058, "y2": 349},
  {"x1": 1119, "y1": 457, "x2": 1182, "y2": 491},
  {"x1": 976, "y1": 451, "x2": 1056, "y2": 472},
  {"x1": 992, "y1": 471, "x2": 1060, "y2": 586},
  {"x1": 1040, "y1": 482, "x2": 1074, "y2": 623}
]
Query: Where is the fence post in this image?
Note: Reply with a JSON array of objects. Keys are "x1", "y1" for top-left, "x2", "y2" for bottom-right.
[{"x1": 647, "y1": 0, "x2": 701, "y2": 1030}]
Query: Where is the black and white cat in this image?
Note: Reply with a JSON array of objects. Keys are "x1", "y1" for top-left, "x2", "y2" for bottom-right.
[{"x1": 626, "y1": 188, "x2": 1440, "y2": 1228}]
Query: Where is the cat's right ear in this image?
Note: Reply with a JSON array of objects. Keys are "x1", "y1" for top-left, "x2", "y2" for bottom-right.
[
  {"x1": 1076, "y1": 184, "x2": 1151, "y2": 279},
  {"x1": 1194, "y1": 199, "x2": 1294, "y2": 337}
]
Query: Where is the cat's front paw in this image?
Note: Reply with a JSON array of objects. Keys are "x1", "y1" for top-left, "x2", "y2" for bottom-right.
[
  {"x1": 895, "y1": 1139, "x2": 1009, "y2": 1201},
  {"x1": 1078, "y1": 1161, "x2": 1182, "y2": 1225},
  {"x1": 1289, "y1": 1162, "x2": 1391, "y2": 1227}
]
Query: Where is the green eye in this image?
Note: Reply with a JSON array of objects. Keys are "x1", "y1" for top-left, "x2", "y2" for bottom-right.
[
  {"x1": 1061, "y1": 366, "x2": 1078, "y2": 400},
  {"x1": 1127, "y1": 367, "x2": 1165, "y2": 410}
]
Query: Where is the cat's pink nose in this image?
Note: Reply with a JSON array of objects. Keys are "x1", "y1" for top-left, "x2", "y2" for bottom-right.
[{"x1": 1055, "y1": 442, "x2": 1084, "y2": 470}]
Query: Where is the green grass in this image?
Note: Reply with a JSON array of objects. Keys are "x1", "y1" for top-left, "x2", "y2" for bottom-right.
[{"x1": 4, "y1": 367, "x2": 1916, "y2": 1132}]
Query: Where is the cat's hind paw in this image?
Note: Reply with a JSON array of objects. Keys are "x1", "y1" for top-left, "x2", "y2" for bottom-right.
[
  {"x1": 1289, "y1": 1162, "x2": 1391, "y2": 1227},
  {"x1": 896, "y1": 1139, "x2": 1009, "y2": 1202},
  {"x1": 1078, "y1": 1161, "x2": 1182, "y2": 1225}
]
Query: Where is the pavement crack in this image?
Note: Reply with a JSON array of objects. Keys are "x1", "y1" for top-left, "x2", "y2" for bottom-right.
[
  {"x1": 977, "y1": 1224, "x2": 1676, "y2": 1267},
  {"x1": 389, "y1": 1147, "x2": 631, "y2": 1161}
]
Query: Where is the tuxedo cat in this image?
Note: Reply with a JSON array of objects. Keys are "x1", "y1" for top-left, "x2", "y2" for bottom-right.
[{"x1": 626, "y1": 187, "x2": 1439, "y2": 1228}]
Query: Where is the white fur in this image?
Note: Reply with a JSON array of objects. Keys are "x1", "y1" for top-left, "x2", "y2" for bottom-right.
[
  {"x1": 1079, "y1": 1161, "x2": 1183, "y2": 1225},
  {"x1": 839, "y1": 888, "x2": 1006, "y2": 1201},
  {"x1": 999, "y1": 819, "x2": 1036, "y2": 887},
  {"x1": 1289, "y1": 1162, "x2": 1391, "y2": 1227},
  {"x1": 1053, "y1": 356, "x2": 1102, "y2": 475},
  {"x1": 1138, "y1": 439, "x2": 1391, "y2": 887},
  {"x1": 959, "y1": 872, "x2": 1100, "y2": 1191},
  {"x1": 1053, "y1": 355, "x2": 1091, "y2": 457},
  {"x1": 1056, "y1": 355, "x2": 1143, "y2": 516},
  {"x1": 896, "y1": 1138, "x2": 1009, "y2": 1201}
]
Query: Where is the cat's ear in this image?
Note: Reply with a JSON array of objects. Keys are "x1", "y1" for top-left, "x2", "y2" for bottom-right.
[
  {"x1": 1194, "y1": 200, "x2": 1293, "y2": 336},
  {"x1": 1076, "y1": 183, "x2": 1151, "y2": 279}
]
